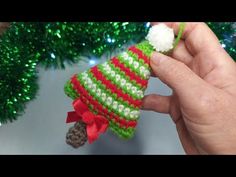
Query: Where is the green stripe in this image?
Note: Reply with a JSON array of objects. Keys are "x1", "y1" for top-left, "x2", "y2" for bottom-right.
[
  {"x1": 127, "y1": 50, "x2": 150, "y2": 70},
  {"x1": 135, "y1": 40, "x2": 155, "y2": 58},
  {"x1": 64, "y1": 81, "x2": 80, "y2": 100},
  {"x1": 117, "y1": 52, "x2": 149, "y2": 80},
  {"x1": 126, "y1": 50, "x2": 150, "y2": 79},
  {"x1": 108, "y1": 60, "x2": 144, "y2": 90},
  {"x1": 98, "y1": 62, "x2": 144, "y2": 100},
  {"x1": 78, "y1": 71, "x2": 140, "y2": 121},
  {"x1": 87, "y1": 70, "x2": 138, "y2": 111},
  {"x1": 109, "y1": 119, "x2": 135, "y2": 139}
]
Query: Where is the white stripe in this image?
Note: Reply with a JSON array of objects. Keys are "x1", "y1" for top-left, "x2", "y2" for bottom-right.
[{"x1": 80, "y1": 71, "x2": 140, "y2": 120}]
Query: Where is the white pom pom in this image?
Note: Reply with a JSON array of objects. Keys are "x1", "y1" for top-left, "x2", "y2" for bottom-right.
[{"x1": 146, "y1": 23, "x2": 175, "y2": 53}]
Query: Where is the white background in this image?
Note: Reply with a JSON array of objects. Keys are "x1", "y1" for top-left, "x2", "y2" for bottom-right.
[{"x1": 0, "y1": 55, "x2": 184, "y2": 154}]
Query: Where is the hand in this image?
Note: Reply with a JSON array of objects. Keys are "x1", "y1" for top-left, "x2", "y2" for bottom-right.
[{"x1": 142, "y1": 22, "x2": 236, "y2": 154}]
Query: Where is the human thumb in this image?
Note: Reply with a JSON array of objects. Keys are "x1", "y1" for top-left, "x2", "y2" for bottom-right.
[{"x1": 150, "y1": 52, "x2": 208, "y2": 98}]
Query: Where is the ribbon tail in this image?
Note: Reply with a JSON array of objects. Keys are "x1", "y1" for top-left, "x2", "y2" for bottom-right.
[
  {"x1": 96, "y1": 116, "x2": 109, "y2": 133},
  {"x1": 86, "y1": 124, "x2": 99, "y2": 144},
  {"x1": 66, "y1": 111, "x2": 81, "y2": 123}
]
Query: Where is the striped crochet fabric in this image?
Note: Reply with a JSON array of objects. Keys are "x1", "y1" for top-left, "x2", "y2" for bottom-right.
[{"x1": 64, "y1": 40, "x2": 155, "y2": 139}]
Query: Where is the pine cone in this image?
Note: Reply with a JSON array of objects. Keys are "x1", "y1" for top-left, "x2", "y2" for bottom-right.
[{"x1": 66, "y1": 121, "x2": 87, "y2": 148}]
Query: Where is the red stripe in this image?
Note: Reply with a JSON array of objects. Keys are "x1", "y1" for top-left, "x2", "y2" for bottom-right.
[
  {"x1": 111, "y1": 57, "x2": 148, "y2": 88},
  {"x1": 128, "y1": 46, "x2": 150, "y2": 66},
  {"x1": 90, "y1": 66, "x2": 142, "y2": 107},
  {"x1": 71, "y1": 75, "x2": 137, "y2": 128}
]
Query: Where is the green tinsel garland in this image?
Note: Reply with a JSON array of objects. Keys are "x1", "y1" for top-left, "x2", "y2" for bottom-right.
[
  {"x1": 208, "y1": 22, "x2": 236, "y2": 59},
  {"x1": 0, "y1": 22, "x2": 235, "y2": 124},
  {"x1": 0, "y1": 22, "x2": 148, "y2": 124}
]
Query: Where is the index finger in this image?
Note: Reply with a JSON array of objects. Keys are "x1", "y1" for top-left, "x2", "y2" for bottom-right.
[{"x1": 151, "y1": 22, "x2": 222, "y2": 55}]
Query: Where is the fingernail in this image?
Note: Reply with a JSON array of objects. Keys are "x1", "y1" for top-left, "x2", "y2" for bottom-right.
[{"x1": 151, "y1": 52, "x2": 168, "y2": 66}]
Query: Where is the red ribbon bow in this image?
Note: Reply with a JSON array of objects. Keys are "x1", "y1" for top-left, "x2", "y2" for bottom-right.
[{"x1": 66, "y1": 99, "x2": 109, "y2": 144}]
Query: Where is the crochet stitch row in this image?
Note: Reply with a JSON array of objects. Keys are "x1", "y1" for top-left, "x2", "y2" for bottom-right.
[{"x1": 64, "y1": 41, "x2": 155, "y2": 138}]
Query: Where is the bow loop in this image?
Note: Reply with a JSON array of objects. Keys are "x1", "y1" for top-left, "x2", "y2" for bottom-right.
[{"x1": 82, "y1": 111, "x2": 95, "y2": 124}]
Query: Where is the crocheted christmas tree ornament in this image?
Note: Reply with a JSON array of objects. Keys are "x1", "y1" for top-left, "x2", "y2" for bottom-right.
[{"x1": 64, "y1": 23, "x2": 185, "y2": 148}]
